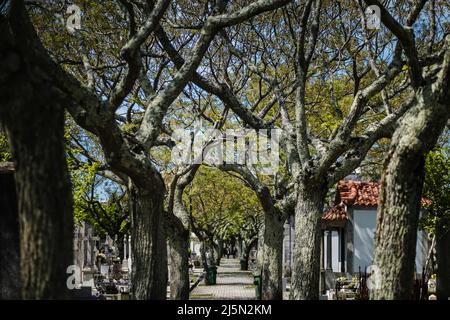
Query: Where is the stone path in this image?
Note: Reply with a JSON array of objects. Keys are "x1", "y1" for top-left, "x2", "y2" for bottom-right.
[{"x1": 190, "y1": 258, "x2": 256, "y2": 300}]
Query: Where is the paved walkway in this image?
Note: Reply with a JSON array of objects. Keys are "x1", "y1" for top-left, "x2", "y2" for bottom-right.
[{"x1": 190, "y1": 258, "x2": 256, "y2": 300}]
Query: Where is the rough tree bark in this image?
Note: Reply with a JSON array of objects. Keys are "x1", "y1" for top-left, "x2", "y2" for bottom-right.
[
  {"x1": 257, "y1": 221, "x2": 265, "y2": 271},
  {"x1": 261, "y1": 210, "x2": 284, "y2": 300},
  {"x1": 240, "y1": 238, "x2": 257, "y2": 270},
  {"x1": 129, "y1": 185, "x2": 167, "y2": 300},
  {"x1": 372, "y1": 85, "x2": 450, "y2": 299},
  {"x1": 214, "y1": 239, "x2": 224, "y2": 266},
  {"x1": 291, "y1": 183, "x2": 326, "y2": 300},
  {"x1": 166, "y1": 165, "x2": 203, "y2": 300},
  {"x1": 0, "y1": 163, "x2": 21, "y2": 299},
  {"x1": 166, "y1": 189, "x2": 191, "y2": 300},
  {"x1": 236, "y1": 237, "x2": 243, "y2": 259},
  {"x1": 167, "y1": 217, "x2": 190, "y2": 300},
  {"x1": 0, "y1": 1, "x2": 73, "y2": 299},
  {"x1": 244, "y1": 240, "x2": 255, "y2": 266},
  {"x1": 200, "y1": 242, "x2": 208, "y2": 269}
]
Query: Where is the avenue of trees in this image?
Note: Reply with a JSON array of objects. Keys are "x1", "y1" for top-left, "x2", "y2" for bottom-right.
[{"x1": 0, "y1": 0, "x2": 449, "y2": 300}]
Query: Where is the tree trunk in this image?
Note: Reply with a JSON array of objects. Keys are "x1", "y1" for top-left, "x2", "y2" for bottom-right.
[
  {"x1": 168, "y1": 228, "x2": 190, "y2": 300},
  {"x1": 261, "y1": 211, "x2": 284, "y2": 300},
  {"x1": 257, "y1": 223, "x2": 265, "y2": 270},
  {"x1": 0, "y1": 163, "x2": 21, "y2": 299},
  {"x1": 372, "y1": 88, "x2": 450, "y2": 300},
  {"x1": 214, "y1": 239, "x2": 224, "y2": 266},
  {"x1": 10, "y1": 111, "x2": 74, "y2": 300},
  {"x1": 436, "y1": 227, "x2": 450, "y2": 300},
  {"x1": 372, "y1": 153, "x2": 424, "y2": 300},
  {"x1": 290, "y1": 184, "x2": 326, "y2": 300},
  {"x1": 237, "y1": 237, "x2": 243, "y2": 259},
  {"x1": 166, "y1": 204, "x2": 190, "y2": 300},
  {"x1": 129, "y1": 186, "x2": 167, "y2": 300},
  {"x1": 210, "y1": 243, "x2": 217, "y2": 265},
  {"x1": 239, "y1": 241, "x2": 249, "y2": 270},
  {"x1": 200, "y1": 242, "x2": 208, "y2": 269},
  {"x1": 241, "y1": 238, "x2": 256, "y2": 271},
  {"x1": 1, "y1": 1, "x2": 74, "y2": 299},
  {"x1": 244, "y1": 242, "x2": 252, "y2": 267}
]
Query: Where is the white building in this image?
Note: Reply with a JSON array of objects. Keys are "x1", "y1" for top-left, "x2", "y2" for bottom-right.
[{"x1": 283, "y1": 180, "x2": 429, "y2": 290}]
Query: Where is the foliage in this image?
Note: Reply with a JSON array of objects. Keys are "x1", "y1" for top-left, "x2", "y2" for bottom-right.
[
  {"x1": 70, "y1": 159, "x2": 130, "y2": 240},
  {"x1": 0, "y1": 132, "x2": 11, "y2": 162},
  {"x1": 188, "y1": 166, "x2": 262, "y2": 243},
  {"x1": 65, "y1": 116, "x2": 129, "y2": 240},
  {"x1": 420, "y1": 145, "x2": 450, "y2": 236}
]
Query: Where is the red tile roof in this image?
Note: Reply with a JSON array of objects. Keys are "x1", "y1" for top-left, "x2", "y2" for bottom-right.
[
  {"x1": 322, "y1": 203, "x2": 347, "y2": 221},
  {"x1": 321, "y1": 180, "x2": 431, "y2": 225},
  {"x1": 336, "y1": 180, "x2": 379, "y2": 206}
]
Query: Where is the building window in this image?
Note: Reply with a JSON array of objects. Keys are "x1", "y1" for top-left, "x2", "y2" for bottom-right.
[{"x1": 323, "y1": 228, "x2": 346, "y2": 273}]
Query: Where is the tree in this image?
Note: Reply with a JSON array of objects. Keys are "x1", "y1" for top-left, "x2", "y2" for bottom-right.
[
  {"x1": 188, "y1": 166, "x2": 263, "y2": 267},
  {"x1": 166, "y1": 165, "x2": 199, "y2": 300},
  {"x1": 179, "y1": 0, "x2": 413, "y2": 299},
  {"x1": 166, "y1": 163, "x2": 263, "y2": 300},
  {"x1": 0, "y1": 0, "x2": 73, "y2": 299},
  {"x1": 71, "y1": 162, "x2": 130, "y2": 258},
  {"x1": 24, "y1": 0, "x2": 291, "y2": 299},
  {"x1": 165, "y1": 106, "x2": 230, "y2": 299},
  {"x1": 366, "y1": 0, "x2": 450, "y2": 300},
  {"x1": 67, "y1": 122, "x2": 130, "y2": 258},
  {"x1": 218, "y1": 163, "x2": 289, "y2": 299}
]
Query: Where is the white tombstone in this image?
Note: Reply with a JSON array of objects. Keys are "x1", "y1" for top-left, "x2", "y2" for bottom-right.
[
  {"x1": 128, "y1": 235, "x2": 132, "y2": 271},
  {"x1": 123, "y1": 236, "x2": 127, "y2": 261},
  {"x1": 122, "y1": 236, "x2": 129, "y2": 272},
  {"x1": 100, "y1": 264, "x2": 109, "y2": 277},
  {"x1": 92, "y1": 237, "x2": 100, "y2": 272},
  {"x1": 73, "y1": 222, "x2": 86, "y2": 280},
  {"x1": 84, "y1": 224, "x2": 95, "y2": 269},
  {"x1": 106, "y1": 234, "x2": 114, "y2": 248}
]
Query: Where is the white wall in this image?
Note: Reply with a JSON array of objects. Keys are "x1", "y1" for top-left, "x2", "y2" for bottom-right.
[
  {"x1": 415, "y1": 230, "x2": 427, "y2": 273},
  {"x1": 353, "y1": 208, "x2": 377, "y2": 272},
  {"x1": 353, "y1": 208, "x2": 427, "y2": 274}
]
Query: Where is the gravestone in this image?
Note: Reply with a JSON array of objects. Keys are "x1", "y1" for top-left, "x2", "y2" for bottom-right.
[
  {"x1": 74, "y1": 222, "x2": 85, "y2": 277},
  {"x1": 82, "y1": 225, "x2": 98, "y2": 288},
  {"x1": 127, "y1": 235, "x2": 132, "y2": 271},
  {"x1": 106, "y1": 234, "x2": 114, "y2": 249},
  {"x1": 100, "y1": 264, "x2": 109, "y2": 277},
  {"x1": 122, "y1": 236, "x2": 129, "y2": 273},
  {"x1": 0, "y1": 162, "x2": 21, "y2": 299}
]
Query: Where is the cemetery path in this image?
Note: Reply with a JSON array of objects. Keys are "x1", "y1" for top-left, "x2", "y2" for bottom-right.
[{"x1": 189, "y1": 258, "x2": 256, "y2": 300}]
